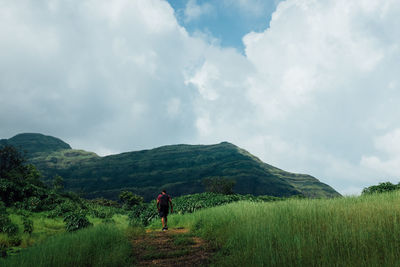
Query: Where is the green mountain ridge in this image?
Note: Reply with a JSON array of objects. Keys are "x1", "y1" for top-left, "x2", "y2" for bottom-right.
[{"x1": 1, "y1": 133, "x2": 341, "y2": 201}]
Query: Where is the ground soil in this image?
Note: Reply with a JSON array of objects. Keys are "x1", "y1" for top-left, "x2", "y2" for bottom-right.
[{"x1": 131, "y1": 227, "x2": 213, "y2": 266}]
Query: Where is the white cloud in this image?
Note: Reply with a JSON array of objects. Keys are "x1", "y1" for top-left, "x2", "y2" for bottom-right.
[
  {"x1": 188, "y1": 0, "x2": 400, "y2": 194},
  {"x1": 1, "y1": 0, "x2": 400, "y2": 195},
  {"x1": 361, "y1": 129, "x2": 400, "y2": 178}
]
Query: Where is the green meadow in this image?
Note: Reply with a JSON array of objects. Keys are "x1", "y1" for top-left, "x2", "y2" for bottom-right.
[
  {"x1": 1, "y1": 224, "x2": 133, "y2": 267},
  {"x1": 2, "y1": 191, "x2": 400, "y2": 266},
  {"x1": 152, "y1": 191, "x2": 400, "y2": 266}
]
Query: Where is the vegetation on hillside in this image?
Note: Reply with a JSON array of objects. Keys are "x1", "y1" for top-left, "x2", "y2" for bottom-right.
[
  {"x1": 3, "y1": 133, "x2": 340, "y2": 201},
  {"x1": 0, "y1": 144, "x2": 127, "y2": 258},
  {"x1": 4, "y1": 133, "x2": 399, "y2": 266},
  {"x1": 0, "y1": 133, "x2": 71, "y2": 156}
]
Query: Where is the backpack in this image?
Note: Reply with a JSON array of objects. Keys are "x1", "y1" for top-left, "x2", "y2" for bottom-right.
[{"x1": 159, "y1": 194, "x2": 169, "y2": 207}]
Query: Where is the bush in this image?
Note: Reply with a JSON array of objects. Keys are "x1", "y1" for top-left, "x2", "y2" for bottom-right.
[
  {"x1": 0, "y1": 215, "x2": 19, "y2": 236},
  {"x1": 22, "y1": 217, "x2": 33, "y2": 234},
  {"x1": 24, "y1": 196, "x2": 41, "y2": 212},
  {"x1": 48, "y1": 200, "x2": 80, "y2": 218},
  {"x1": 119, "y1": 191, "x2": 143, "y2": 209},
  {"x1": 63, "y1": 211, "x2": 92, "y2": 232},
  {"x1": 0, "y1": 243, "x2": 6, "y2": 258}
]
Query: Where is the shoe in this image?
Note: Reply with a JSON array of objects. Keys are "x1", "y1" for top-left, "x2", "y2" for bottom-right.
[{"x1": 162, "y1": 227, "x2": 166, "y2": 231}]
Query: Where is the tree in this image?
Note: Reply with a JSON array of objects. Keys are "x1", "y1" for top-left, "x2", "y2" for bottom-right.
[
  {"x1": 0, "y1": 145, "x2": 46, "y2": 205},
  {"x1": 119, "y1": 190, "x2": 143, "y2": 208},
  {"x1": 203, "y1": 177, "x2": 236, "y2": 195},
  {"x1": 362, "y1": 181, "x2": 399, "y2": 195},
  {"x1": 0, "y1": 145, "x2": 26, "y2": 180},
  {"x1": 53, "y1": 175, "x2": 64, "y2": 192}
]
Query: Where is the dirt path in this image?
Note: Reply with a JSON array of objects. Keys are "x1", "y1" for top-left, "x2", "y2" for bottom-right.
[{"x1": 131, "y1": 227, "x2": 213, "y2": 266}]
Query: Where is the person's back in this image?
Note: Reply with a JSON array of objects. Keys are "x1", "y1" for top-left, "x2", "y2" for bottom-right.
[
  {"x1": 159, "y1": 193, "x2": 170, "y2": 207},
  {"x1": 157, "y1": 190, "x2": 173, "y2": 231}
]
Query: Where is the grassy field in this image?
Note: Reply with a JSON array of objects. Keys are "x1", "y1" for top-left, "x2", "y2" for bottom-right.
[
  {"x1": 3, "y1": 191, "x2": 400, "y2": 266},
  {"x1": 1, "y1": 210, "x2": 129, "y2": 256},
  {"x1": 0, "y1": 224, "x2": 133, "y2": 267},
  {"x1": 150, "y1": 191, "x2": 400, "y2": 266}
]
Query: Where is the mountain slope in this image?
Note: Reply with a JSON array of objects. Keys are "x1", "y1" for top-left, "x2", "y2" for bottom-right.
[
  {"x1": 0, "y1": 133, "x2": 71, "y2": 156},
  {"x1": 1, "y1": 133, "x2": 341, "y2": 201}
]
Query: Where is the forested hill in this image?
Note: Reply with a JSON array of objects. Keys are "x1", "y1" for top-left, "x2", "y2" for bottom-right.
[{"x1": 1, "y1": 133, "x2": 341, "y2": 201}]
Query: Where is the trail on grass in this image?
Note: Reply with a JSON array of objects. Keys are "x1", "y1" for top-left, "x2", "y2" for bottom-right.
[{"x1": 131, "y1": 228, "x2": 213, "y2": 266}]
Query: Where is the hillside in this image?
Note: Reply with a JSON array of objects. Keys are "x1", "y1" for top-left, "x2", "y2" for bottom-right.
[
  {"x1": 0, "y1": 133, "x2": 71, "y2": 156},
  {"x1": 1, "y1": 133, "x2": 340, "y2": 201}
]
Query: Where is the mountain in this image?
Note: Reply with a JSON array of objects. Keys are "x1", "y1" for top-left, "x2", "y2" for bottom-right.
[
  {"x1": 0, "y1": 133, "x2": 71, "y2": 156},
  {"x1": 1, "y1": 133, "x2": 341, "y2": 201}
]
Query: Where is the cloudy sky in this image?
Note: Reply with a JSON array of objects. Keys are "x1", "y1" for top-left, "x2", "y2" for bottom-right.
[{"x1": 1, "y1": 0, "x2": 400, "y2": 195}]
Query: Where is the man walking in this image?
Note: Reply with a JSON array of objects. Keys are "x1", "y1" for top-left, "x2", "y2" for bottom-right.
[{"x1": 157, "y1": 190, "x2": 173, "y2": 231}]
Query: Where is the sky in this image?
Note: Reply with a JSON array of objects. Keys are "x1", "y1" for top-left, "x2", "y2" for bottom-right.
[{"x1": 1, "y1": 0, "x2": 400, "y2": 195}]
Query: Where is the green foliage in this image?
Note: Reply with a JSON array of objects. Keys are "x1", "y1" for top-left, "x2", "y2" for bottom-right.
[
  {"x1": 2, "y1": 133, "x2": 71, "y2": 156},
  {"x1": 89, "y1": 197, "x2": 120, "y2": 208},
  {"x1": 362, "y1": 181, "x2": 400, "y2": 195},
  {"x1": 22, "y1": 217, "x2": 33, "y2": 234},
  {"x1": 0, "y1": 201, "x2": 5, "y2": 213},
  {"x1": 0, "y1": 145, "x2": 49, "y2": 207},
  {"x1": 130, "y1": 192, "x2": 282, "y2": 226},
  {"x1": 17, "y1": 135, "x2": 339, "y2": 201},
  {"x1": 203, "y1": 177, "x2": 236, "y2": 194},
  {"x1": 47, "y1": 200, "x2": 80, "y2": 218},
  {"x1": 0, "y1": 215, "x2": 18, "y2": 236},
  {"x1": 53, "y1": 175, "x2": 64, "y2": 192},
  {"x1": 119, "y1": 190, "x2": 143, "y2": 208},
  {"x1": 0, "y1": 144, "x2": 26, "y2": 179},
  {"x1": 0, "y1": 224, "x2": 132, "y2": 267},
  {"x1": 0, "y1": 207, "x2": 19, "y2": 237},
  {"x1": 63, "y1": 211, "x2": 92, "y2": 232}
]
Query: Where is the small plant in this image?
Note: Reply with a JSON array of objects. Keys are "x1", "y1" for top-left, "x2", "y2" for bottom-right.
[
  {"x1": 0, "y1": 201, "x2": 5, "y2": 214},
  {"x1": 2, "y1": 222, "x2": 19, "y2": 236},
  {"x1": 0, "y1": 243, "x2": 7, "y2": 258},
  {"x1": 22, "y1": 217, "x2": 33, "y2": 235},
  {"x1": 0, "y1": 215, "x2": 19, "y2": 236},
  {"x1": 63, "y1": 211, "x2": 92, "y2": 232}
]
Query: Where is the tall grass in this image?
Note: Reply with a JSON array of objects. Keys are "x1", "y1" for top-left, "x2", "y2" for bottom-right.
[
  {"x1": 0, "y1": 224, "x2": 132, "y2": 267},
  {"x1": 161, "y1": 191, "x2": 400, "y2": 266}
]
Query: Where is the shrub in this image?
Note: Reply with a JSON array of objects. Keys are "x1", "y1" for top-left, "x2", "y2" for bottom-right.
[
  {"x1": 48, "y1": 200, "x2": 80, "y2": 218},
  {"x1": 0, "y1": 243, "x2": 6, "y2": 258},
  {"x1": 119, "y1": 191, "x2": 143, "y2": 209},
  {"x1": 63, "y1": 211, "x2": 92, "y2": 232},
  {"x1": 0, "y1": 201, "x2": 5, "y2": 213},
  {"x1": 22, "y1": 217, "x2": 33, "y2": 235},
  {"x1": 24, "y1": 196, "x2": 41, "y2": 212},
  {"x1": 0, "y1": 215, "x2": 19, "y2": 236}
]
